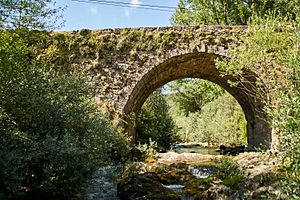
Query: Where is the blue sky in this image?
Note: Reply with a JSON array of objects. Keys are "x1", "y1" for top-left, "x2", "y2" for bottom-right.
[{"x1": 56, "y1": 0, "x2": 179, "y2": 31}]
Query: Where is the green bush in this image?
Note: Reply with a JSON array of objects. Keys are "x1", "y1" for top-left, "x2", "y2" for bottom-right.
[
  {"x1": 0, "y1": 2, "x2": 129, "y2": 199},
  {"x1": 0, "y1": 115, "x2": 93, "y2": 199},
  {"x1": 277, "y1": 88, "x2": 300, "y2": 198},
  {"x1": 167, "y1": 79, "x2": 224, "y2": 115},
  {"x1": 222, "y1": 174, "x2": 244, "y2": 187},
  {"x1": 216, "y1": 157, "x2": 244, "y2": 180},
  {"x1": 0, "y1": 30, "x2": 129, "y2": 199},
  {"x1": 136, "y1": 139, "x2": 158, "y2": 162}
]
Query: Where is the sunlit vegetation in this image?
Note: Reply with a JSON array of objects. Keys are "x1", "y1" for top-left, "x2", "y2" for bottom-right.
[
  {"x1": 136, "y1": 79, "x2": 247, "y2": 147},
  {"x1": 168, "y1": 86, "x2": 247, "y2": 145},
  {"x1": 172, "y1": 1, "x2": 300, "y2": 196},
  {"x1": 136, "y1": 90, "x2": 178, "y2": 150},
  {"x1": 1, "y1": 0, "x2": 300, "y2": 199},
  {"x1": 0, "y1": 1, "x2": 129, "y2": 199},
  {"x1": 217, "y1": 16, "x2": 300, "y2": 197},
  {"x1": 172, "y1": 0, "x2": 298, "y2": 26}
]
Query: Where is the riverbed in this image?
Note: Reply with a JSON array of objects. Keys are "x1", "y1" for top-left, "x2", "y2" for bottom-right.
[
  {"x1": 82, "y1": 145, "x2": 281, "y2": 200},
  {"x1": 83, "y1": 144, "x2": 220, "y2": 200}
]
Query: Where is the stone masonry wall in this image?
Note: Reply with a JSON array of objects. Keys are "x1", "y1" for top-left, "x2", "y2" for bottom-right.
[{"x1": 36, "y1": 26, "x2": 272, "y2": 147}]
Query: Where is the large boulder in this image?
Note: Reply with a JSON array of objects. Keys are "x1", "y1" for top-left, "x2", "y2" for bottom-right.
[{"x1": 117, "y1": 172, "x2": 180, "y2": 200}]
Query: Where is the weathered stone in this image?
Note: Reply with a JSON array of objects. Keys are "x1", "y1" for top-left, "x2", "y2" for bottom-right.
[
  {"x1": 117, "y1": 172, "x2": 180, "y2": 200},
  {"x1": 41, "y1": 26, "x2": 272, "y2": 147}
]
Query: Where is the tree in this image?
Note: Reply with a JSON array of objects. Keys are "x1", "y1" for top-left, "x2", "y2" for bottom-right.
[
  {"x1": 0, "y1": 0, "x2": 64, "y2": 30},
  {"x1": 167, "y1": 79, "x2": 224, "y2": 115},
  {"x1": 168, "y1": 90, "x2": 247, "y2": 145},
  {"x1": 136, "y1": 90, "x2": 178, "y2": 149},
  {"x1": 171, "y1": 0, "x2": 299, "y2": 25}
]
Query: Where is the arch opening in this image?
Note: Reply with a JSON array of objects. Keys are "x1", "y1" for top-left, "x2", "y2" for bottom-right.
[
  {"x1": 136, "y1": 78, "x2": 248, "y2": 149},
  {"x1": 123, "y1": 53, "x2": 272, "y2": 147}
]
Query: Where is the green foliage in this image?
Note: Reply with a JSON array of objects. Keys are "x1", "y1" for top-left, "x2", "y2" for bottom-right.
[
  {"x1": 198, "y1": 93, "x2": 247, "y2": 145},
  {"x1": 277, "y1": 86, "x2": 300, "y2": 197},
  {"x1": 168, "y1": 79, "x2": 224, "y2": 115},
  {"x1": 198, "y1": 176, "x2": 214, "y2": 184},
  {"x1": 136, "y1": 139, "x2": 158, "y2": 161},
  {"x1": 136, "y1": 90, "x2": 178, "y2": 149},
  {"x1": 121, "y1": 162, "x2": 146, "y2": 180},
  {"x1": 0, "y1": 0, "x2": 65, "y2": 30},
  {"x1": 0, "y1": 29, "x2": 129, "y2": 199},
  {"x1": 216, "y1": 16, "x2": 300, "y2": 197},
  {"x1": 257, "y1": 172, "x2": 279, "y2": 187},
  {"x1": 221, "y1": 174, "x2": 244, "y2": 187},
  {"x1": 166, "y1": 79, "x2": 246, "y2": 145},
  {"x1": 0, "y1": 1, "x2": 130, "y2": 199},
  {"x1": 216, "y1": 157, "x2": 244, "y2": 181},
  {"x1": 169, "y1": 90, "x2": 247, "y2": 145},
  {"x1": 171, "y1": 0, "x2": 299, "y2": 26}
]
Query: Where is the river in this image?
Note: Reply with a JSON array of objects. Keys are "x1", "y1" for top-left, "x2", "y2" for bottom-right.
[{"x1": 83, "y1": 144, "x2": 220, "y2": 200}]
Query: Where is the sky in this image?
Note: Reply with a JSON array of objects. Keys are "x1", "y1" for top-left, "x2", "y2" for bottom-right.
[{"x1": 56, "y1": 0, "x2": 180, "y2": 31}]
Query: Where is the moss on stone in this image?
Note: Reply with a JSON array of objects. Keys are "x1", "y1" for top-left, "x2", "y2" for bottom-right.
[
  {"x1": 36, "y1": 26, "x2": 243, "y2": 71},
  {"x1": 221, "y1": 174, "x2": 244, "y2": 188},
  {"x1": 28, "y1": 26, "x2": 249, "y2": 122}
]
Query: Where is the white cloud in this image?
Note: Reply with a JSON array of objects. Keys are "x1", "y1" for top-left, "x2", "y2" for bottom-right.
[
  {"x1": 124, "y1": 0, "x2": 141, "y2": 16},
  {"x1": 124, "y1": 9, "x2": 130, "y2": 17},
  {"x1": 88, "y1": 7, "x2": 98, "y2": 15},
  {"x1": 130, "y1": 0, "x2": 141, "y2": 8}
]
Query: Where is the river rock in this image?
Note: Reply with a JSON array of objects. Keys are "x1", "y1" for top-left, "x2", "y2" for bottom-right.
[
  {"x1": 195, "y1": 183, "x2": 230, "y2": 200},
  {"x1": 217, "y1": 145, "x2": 245, "y2": 156},
  {"x1": 117, "y1": 172, "x2": 180, "y2": 200}
]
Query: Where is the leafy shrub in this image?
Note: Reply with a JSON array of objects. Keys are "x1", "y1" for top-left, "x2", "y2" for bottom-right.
[
  {"x1": 0, "y1": 30, "x2": 129, "y2": 199},
  {"x1": 278, "y1": 90, "x2": 300, "y2": 197},
  {"x1": 0, "y1": 2, "x2": 129, "y2": 199},
  {"x1": 216, "y1": 157, "x2": 244, "y2": 181},
  {"x1": 222, "y1": 174, "x2": 244, "y2": 187},
  {"x1": 167, "y1": 79, "x2": 224, "y2": 115},
  {"x1": 136, "y1": 139, "x2": 158, "y2": 162}
]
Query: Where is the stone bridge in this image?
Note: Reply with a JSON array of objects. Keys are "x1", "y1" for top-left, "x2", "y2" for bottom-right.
[{"x1": 43, "y1": 26, "x2": 272, "y2": 147}]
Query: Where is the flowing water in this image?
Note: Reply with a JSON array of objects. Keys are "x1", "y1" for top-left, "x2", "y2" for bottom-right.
[
  {"x1": 162, "y1": 184, "x2": 191, "y2": 200},
  {"x1": 161, "y1": 144, "x2": 218, "y2": 200},
  {"x1": 189, "y1": 166, "x2": 215, "y2": 178},
  {"x1": 83, "y1": 166, "x2": 121, "y2": 200},
  {"x1": 162, "y1": 164, "x2": 215, "y2": 200},
  {"x1": 162, "y1": 184, "x2": 185, "y2": 193}
]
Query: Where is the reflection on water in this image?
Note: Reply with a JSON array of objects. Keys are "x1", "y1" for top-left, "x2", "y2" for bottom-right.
[
  {"x1": 162, "y1": 184, "x2": 185, "y2": 192},
  {"x1": 172, "y1": 144, "x2": 219, "y2": 155},
  {"x1": 162, "y1": 184, "x2": 194, "y2": 200}
]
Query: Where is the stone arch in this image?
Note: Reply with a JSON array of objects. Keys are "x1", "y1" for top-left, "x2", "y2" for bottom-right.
[{"x1": 123, "y1": 52, "x2": 272, "y2": 147}]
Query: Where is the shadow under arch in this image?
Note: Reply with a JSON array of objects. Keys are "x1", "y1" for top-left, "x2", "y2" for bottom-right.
[{"x1": 123, "y1": 52, "x2": 272, "y2": 147}]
